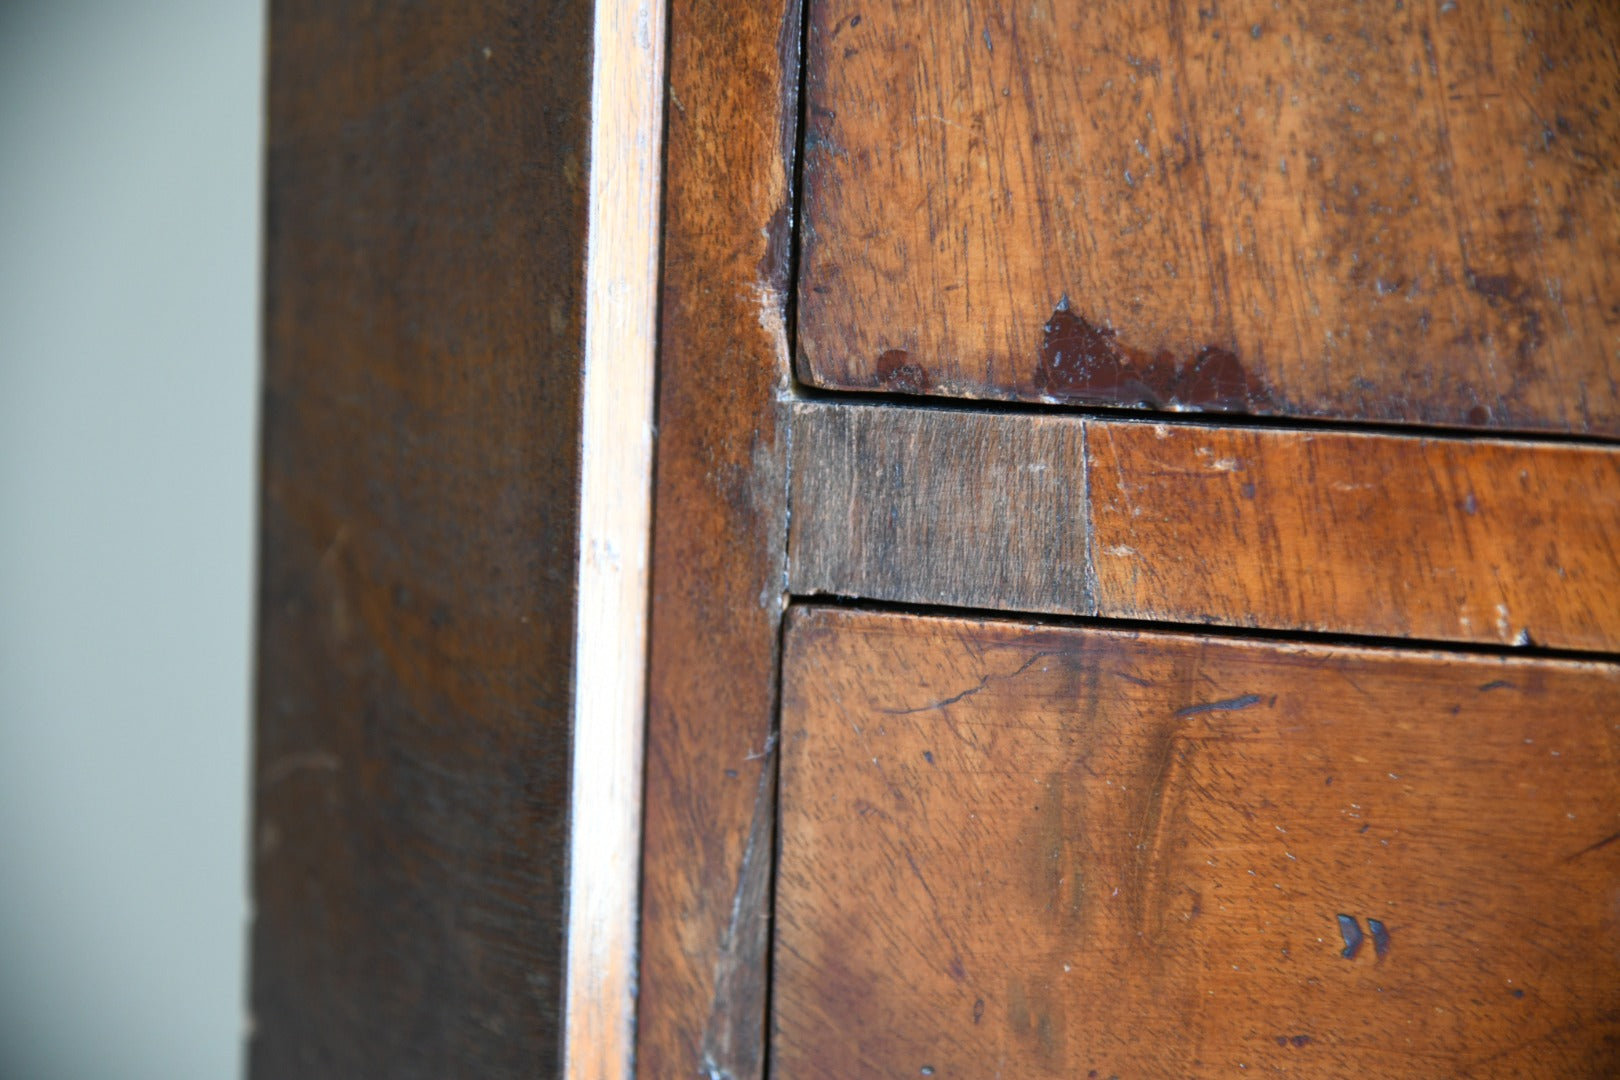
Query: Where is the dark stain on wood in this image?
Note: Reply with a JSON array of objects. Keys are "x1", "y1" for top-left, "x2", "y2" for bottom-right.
[
  {"x1": 876, "y1": 348, "x2": 933, "y2": 393},
  {"x1": 1464, "y1": 266, "x2": 1545, "y2": 365},
  {"x1": 1368, "y1": 918, "x2": 1392, "y2": 960},
  {"x1": 1173, "y1": 693, "x2": 1264, "y2": 718},
  {"x1": 1337, "y1": 914, "x2": 1365, "y2": 960},
  {"x1": 789, "y1": 403, "x2": 1091, "y2": 616},
  {"x1": 1036, "y1": 303, "x2": 1267, "y2": 412}
]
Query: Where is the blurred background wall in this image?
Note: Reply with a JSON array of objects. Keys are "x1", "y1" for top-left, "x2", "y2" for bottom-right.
[{"x1": 0, "y1": 1, "x2": 262, "y2": 1076}]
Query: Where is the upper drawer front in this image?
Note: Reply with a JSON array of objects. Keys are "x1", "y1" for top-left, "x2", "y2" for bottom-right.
[{"x1": 797, "y1": 0, "x2": 1620, "y2": 436}]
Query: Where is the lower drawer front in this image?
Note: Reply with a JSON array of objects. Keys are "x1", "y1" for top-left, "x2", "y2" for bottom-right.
[{"x1": 774, "y1": 606, "x2": 1620, "y2": 1078}]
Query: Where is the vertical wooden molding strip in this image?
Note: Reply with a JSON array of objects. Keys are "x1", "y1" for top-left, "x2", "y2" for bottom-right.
[
  {"x1": 564, "y1": 0, "x2": 666, "y2": 1075},
  {"x1": 634, "y1": 0, "x2": 803, "y2": 1074}
]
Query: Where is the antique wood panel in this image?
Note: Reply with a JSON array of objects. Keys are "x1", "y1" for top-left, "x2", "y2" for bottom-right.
[
  {"x1": 788, "y1": 402, "x2": 1620, "y2": 652},
  {"x1": 253, "y1": 0, "x2": 659, "y2": 1075},
  {"x1": 775, "y1": 606, "x2": 1620, "y2": 1077},
  {"x1": 1085, "y1": 418, "x2": 1620, "y2": 653},
  {"x1": 796, "y1": 0, "x2": 1620, "y2": 435},
  {"x1": 789, "y1": 402, "x2": 1090, "y2": 614},
  {"x1": 635, "y1": 0, "x2": 802, "y2": 1075}
]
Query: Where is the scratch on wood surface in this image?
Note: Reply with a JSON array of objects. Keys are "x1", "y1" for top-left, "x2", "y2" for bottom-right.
[
  {"x1": 902, "y1": 846, "x2": 971, "y2": 984},
  {"x1": 700, "y1": 734, "x2": 777, "y2": 1079},
  {"x1": 1563, "y1": 828, "x2": 1620, "y2": 862},
  {"x1": 259, "y1": 750, "x2": 341, "y2": 787},
  {"x1": 882, "y1": 651, "x2": 1054, "y2": 715},
  {"x1": 1129, "y1": 719, "x2": 1197, "y2": 941}
]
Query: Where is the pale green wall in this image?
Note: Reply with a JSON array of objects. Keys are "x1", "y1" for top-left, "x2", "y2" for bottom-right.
[{"x1": 0, "y1": 2, "x2": 261, "y2": 1076}]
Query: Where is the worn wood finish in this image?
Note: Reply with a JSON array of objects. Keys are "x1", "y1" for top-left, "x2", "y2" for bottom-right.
[
  {"x1": 562, "y1": 0, "x2": 666, "y2": 1074},
  {"x1": 775, "y1": 606, "x2": 1620, "y2": 1077},
  {"x1": 789, "y1": 402, "x2": 1089, "y2": 613},
  {"x1": 1086, "y1": 418, "x2": 1620, "y2": 652},
  {"x1": 635, "y1": 0, "x2": 801, "y2": 1075},
  {"x1": 788, "y1": 402, "x2": 1620, "y2": 652},
  {"x1": 797, "y1": 0, "x2": 1620, "y2": 435},
  {"x1": 252, "y1": 3, "x2": 591, "y2": 1075}
]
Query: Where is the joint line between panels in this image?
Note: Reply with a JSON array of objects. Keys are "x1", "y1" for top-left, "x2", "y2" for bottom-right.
[
  {"x1": 785, "y1": 594, "x2": 1620, "y2": 667},
  {"x1": 562, "y1": 0, "x2": 669, "y2": 1076},
  {"x1": 787, "y1": 385, "x2": 1620, "y2": 451},
  {"x1": 764, "y1": 0, "x2": 815, "y2": 1074}
]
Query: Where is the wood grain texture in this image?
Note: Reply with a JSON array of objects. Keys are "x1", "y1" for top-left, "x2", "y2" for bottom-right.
[
  {"x1": 797, "y1": 0, "x2": 1620, "y2": 435},
  {"x1": 775, "y1": 606, "x2": 1620, "y2": 1078},
  {"x1": 788, "y1": 403, "x2": 1620, "y2": 652},
  {"x1": 1087, "y1": 418, "x2": 1620, "y2": 652},
  {"x1": 635, "y1": 0, "x2": 801, "y2": 1075},
  {"x1": 253, "y1": 3, "x2": 590, "y2": 1075},
  {"x1": 789, "y1": 402, "x2": 1090, "y2": 613},
  {"x1": 562, "y1": 0, "x2": 666, "y2": 1075}
]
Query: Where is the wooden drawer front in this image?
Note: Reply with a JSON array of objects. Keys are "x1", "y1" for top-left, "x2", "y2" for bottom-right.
[
  {"x1": 797, "y1": 0, "x2": 1620, "y2": 436},
  {"x1": 775, "y1": 606, "x2": 1620, "y2": 1077}
]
